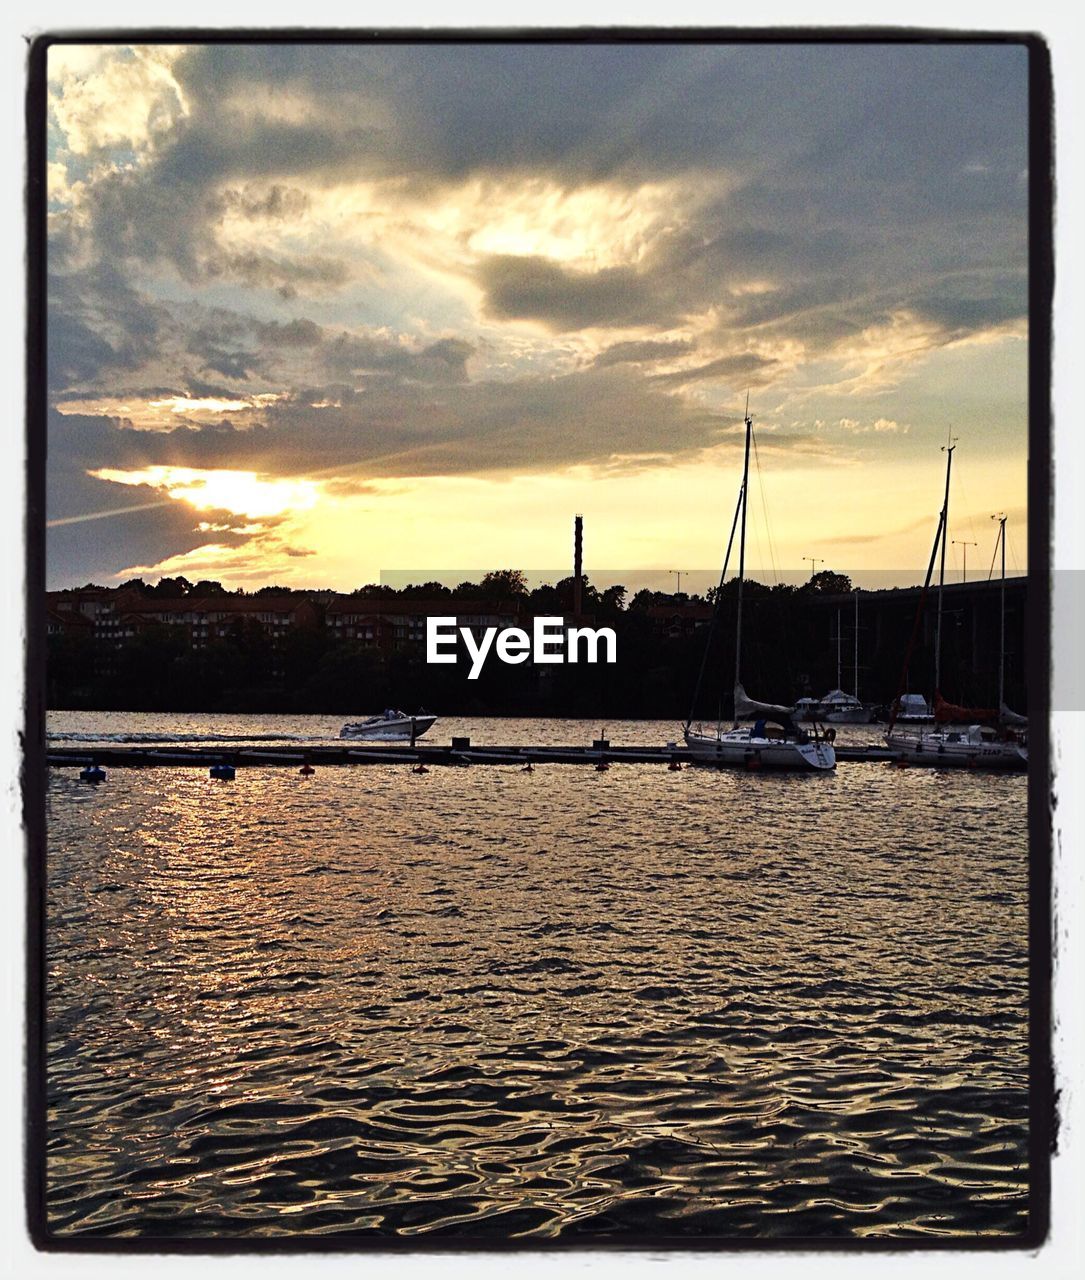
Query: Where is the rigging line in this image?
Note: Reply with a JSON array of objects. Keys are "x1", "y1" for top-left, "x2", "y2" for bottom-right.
[
  {"x1": 750, "y1": 429, "x2": 780, "y2": 585},
  {"x1": 986, "y1": 523, "x2": 1000, "y2": 582},
  {"x1": 684, "y1": 482, "x2": 745, "y2": 732},
  {"x1": 749, "y1": 495, "x2": 766, "y2": 585},
  {"x1": 952, "y1": 457, "x2": 979, "y2": 549},
  {"x1": 887, "y1": 507, "x2": 946, "y2": 735},
  {"x1": 1007, "y1": 527, "x2": 1022, "y2": 573},
  {"x1": 745, "y1": 430, "x2": 765, "y2": 580}
]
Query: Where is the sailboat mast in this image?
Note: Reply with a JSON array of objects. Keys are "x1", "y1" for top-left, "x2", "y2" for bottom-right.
[
  {"x1": 734, "y1": 409, "x2": 753, "y2": 699},
  {"x1": 934, "y1": 442, "x2": 955, "y2": 695},
  {"x1": 684, "y1": 482, "x2": 744, "y2": 732},
  {"x1": 836, "y1": 608, "x2": 842, "y2": 689},
  {"x1": 853, "y1": 589, "x2": 859, "y2": 701},
  {"x1": 998, "y1": 514, "x2": 1007, "y2": 708},
  {"x1": 886, "y1": 506, "x2": 945, "y2": 735}
]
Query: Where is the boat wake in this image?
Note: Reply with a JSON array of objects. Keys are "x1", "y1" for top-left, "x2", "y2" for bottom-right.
[{"x1": 47, "y1": 731, "x2": 328, "y2": 745}]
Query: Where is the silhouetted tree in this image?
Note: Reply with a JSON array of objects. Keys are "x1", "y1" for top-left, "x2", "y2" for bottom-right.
[
  {"x1": 804, "y1": 570, "x2": 853, "y2": 595},
  {"x1": 598, "y1": 584, "x2": 627, "y2": 614},
  {"x1": 479, "y1": 569, "x2": 529, "y2": 599},
  {"x1": 152, "y1": 576, "x2": 193, "y2": 598}
]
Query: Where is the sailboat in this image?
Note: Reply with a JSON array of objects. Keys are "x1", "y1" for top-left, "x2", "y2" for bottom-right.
[
  {"x1": 684, "y1": 408, "x2": 836, "y2": 771},
  {"x1": 991, "y1": 512, "x2": 1029, "y2": 749},
  {"x1": 810, "y1": 593, "x2": 874, "y2": 723},
  {"x1": 885, "y1": 450, "x2": 1026, "y2": 771}
]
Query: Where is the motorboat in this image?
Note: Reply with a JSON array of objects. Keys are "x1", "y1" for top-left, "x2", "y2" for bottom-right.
[
  {"x1": 820, "y1": 688, "x2": 873, "y2": 724},
  {"x1": 795, "y1": 689, "x2": 873, "y2": 724},
  {"x1": 893, "y1": 692, "x2": 933, "y2": 723},
  {"x1": 339, "y1": 709, "x2": 437, "y2": 741}
]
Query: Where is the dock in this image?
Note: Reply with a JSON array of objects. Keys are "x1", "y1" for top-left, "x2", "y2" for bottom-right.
[{"x1": 46, "y1": 740, "x2": 900, "y2": 769}]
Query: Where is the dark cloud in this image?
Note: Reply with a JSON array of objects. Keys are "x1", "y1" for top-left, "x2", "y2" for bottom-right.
[
  {"x1": 161, "y1": 43, "x2": 1024, "y2": 198},
  {"x1": 47, "y1": 277, "x2": 476, "y2": 406},
  {"x1": 252, "y1": 317, "x2": 324, "y2": 348},
  {"x1": 320, "y1": 331, "x2": 474, "y2": 384},
  {"x1": 649, "y1": 352, "x2": 781, "y2": 389},
  {"x1": 478, "y1": 255, "x2": 668, "y2": 332},
  {"x1": 907, "y1": 280, "x2": 1029, "y2": 336},
  {"x1": 48, "y1": 264, "x2": 171, "y2": 386},
  {"x1": 202, "y1": 249, "x2": 351, "y2": 293},
  {"x1": 197, "y1": 349, "x2": 259, "y2": 381},
  {"x1": 594, "y1": 338, "x2": 697, "y2": 368},
  {"x1": 47, "y1": 365, "x2": 772, "y2": 491},
  {"x1": 210, "y1": 183, "x2": 311, "y2": 221},
  {"x1": 45, "y1": 411, "x2": 275, "y2": 585}
]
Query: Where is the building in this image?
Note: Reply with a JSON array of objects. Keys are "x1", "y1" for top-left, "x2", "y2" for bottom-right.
[
  {"x1": 45, "y1": 587, "x2": 116, "y2": 632},
  {"x1": 105, "y1": 593, "x2": 321, "y2": 649},
  {"x1": 325, "y1": 596, "x2": 525, "y2": 653},
  {"x1": 645, "y1": 601, "x2": 714, "y2": 638},
  {"x1": 46, "y1": 589, "x2": 321, "y2": 651}
]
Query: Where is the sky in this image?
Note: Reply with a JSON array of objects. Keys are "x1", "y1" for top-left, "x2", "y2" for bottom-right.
[{"x1": 44, "y1": 40, "x2": 1031, "y2": 591}]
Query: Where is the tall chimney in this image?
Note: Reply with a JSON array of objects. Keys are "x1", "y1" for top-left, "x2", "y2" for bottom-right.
[{"x1": 573, "y1": 514, "x2": 583, "y2": 618}]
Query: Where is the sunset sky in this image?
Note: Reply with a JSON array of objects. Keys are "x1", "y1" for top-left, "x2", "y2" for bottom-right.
[{"x1": 45, "y1": 40, "x2": 1031, "y2": 592}]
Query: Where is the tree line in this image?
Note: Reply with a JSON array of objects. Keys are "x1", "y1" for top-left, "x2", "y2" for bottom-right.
[{"x1": 47, "y1": 568, "x2": 1020, "y2": 717}]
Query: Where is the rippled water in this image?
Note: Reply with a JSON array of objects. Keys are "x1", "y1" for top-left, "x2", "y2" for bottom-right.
[{"x1": 45, "y1": 712, "x2": 1030, "y2": 1241}]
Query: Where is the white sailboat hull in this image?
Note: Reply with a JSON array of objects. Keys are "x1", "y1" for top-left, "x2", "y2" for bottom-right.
[
  {"x1": 886, "y1": 730, "x2": 1026, "y2": 771},
  {"x1": 685, "y1": 728, "x2": 836, "y2": 771}
]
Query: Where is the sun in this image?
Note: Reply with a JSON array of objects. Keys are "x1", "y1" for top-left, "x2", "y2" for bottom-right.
[{"x1": 90, "y1": 466, "x2": 321, "y2": 520}]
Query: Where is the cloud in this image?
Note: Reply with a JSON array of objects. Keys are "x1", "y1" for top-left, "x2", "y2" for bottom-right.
[
  {"x1": 49, "y1": 45, "x2": 189, "y2": 157},
  {"x1": 202, "y1": 250, "x2": 351, "y2": 295},
  {"x1": 594, "y1": 338, "x2": 697, "y2": 367},
  {"x1": 649, "y1": 352, "x2": 781, "y2": 389},
  {"x1": 210, "y1": 182, "x2": 311, "y2": 221},
  {"x1": 42, "y1": 41, "x2": 1030, "y2": 585},
  {"x1": 45, "y1": 414, "x2": 264, "y2": 584},
  {"x1": 50, "y1": 362, "x2": 768, "y2": 490},
  {"x1": 477, "y1": 255, "x2": 668, "y2": 332}
]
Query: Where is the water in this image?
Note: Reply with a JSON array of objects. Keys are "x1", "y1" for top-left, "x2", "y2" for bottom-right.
[{"x1": 44, "y1": 712, "x2": 1030, "y2": 1241}]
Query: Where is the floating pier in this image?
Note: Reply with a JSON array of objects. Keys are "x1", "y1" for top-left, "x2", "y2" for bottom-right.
[{"x1": 46, "y1": 739, "x2": 900, "y2": 770}]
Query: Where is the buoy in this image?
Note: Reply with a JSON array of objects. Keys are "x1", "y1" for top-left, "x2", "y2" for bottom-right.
[
  {"x1": 595, "y1": 760, "x2": 610, "y2": 772},
  {"x1": 521, "y1": 761, "x2": 534, "y2": 773},
  {"x1": 209, "y1": 763, "x2": 235, "y2": 781},
  {"x1": 669, "y1": 758, "x2": 682, "y2": 771},
  {"x1": 412, "y1": 763, "x2": 428, "y2": 774},
  {"x1": 79, "y1": 764, "x2": 106, "y2": 784},
  {"x1": 299, "y1": 762, "x2": 315, "y2": 776},
  {"x1": 745, "y1": 752, "x2": 762, "y2": 772}
]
